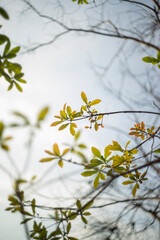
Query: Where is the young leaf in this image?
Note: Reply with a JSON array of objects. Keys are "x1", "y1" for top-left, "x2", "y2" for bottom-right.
[
  {"x1": 132, "y1": 183, "x2": 138, "y2": 197},
  {"x1": 67, "y1": 222, "x2": 71, "y2": 234},
  {"x1": 53, "y1": 143, "x2": 60, "y2": 156},
  {"x1": 154, "y1": 148, "x2": 160, "y2": 153},
  {"x1": 142, "y1": 56, "x2": 153, "y2": 63},
  {"x1": 0, "y1": 7, "x2": 9, "y2": 19},
  {"x1": 81, "y1": 216, "x2": 88, "y2": 224},
  {"x1": 76, "y1": 199, "x2": 82, "y2": 209},
  {"x1": 99, "y1": 172, "x2": 105, "y2": 180},
  {"x1": 39, "y1": 157, "x2": 55, "y2": 162},
  {"x1": 58, "y1": 159, "x2": 63, "y2": 168},
  {"x1": 9, "y1": 46, "x2": 20, "y2": 55},
  {"x1": 90, "y1": 99, "x2": 101, "y2": 106},
  {"x1": 94, "y1": 173, "x2": 100, "y2": 188},
  {"x1": 83, "y1": 200, "x2": 94, "y2": 211},
  {"x1": 14, "y1": 82, "x2": 23, "y2": 92},
  {"x1": 50, "y1": 121, "x2": 63, "y2": 126},
  {"x1": 62, "y1": 148, "x2": 70, "y2": 156},
  {"x1": 81, "y1": 91, "x2": 88, "y2": 104},
  {"x1": 37, "y1": 107, "x2": 49, "y2": 122},
  {"x1": 122, "y1": 180, "x2": 135, "y2": 185},
  {"x1": 91, "y1": 147, "x2": 101, "y2": 158},
  {"x1": 20, "y1": 218, "x2": 32, "y2": 224},
  {"x1": 58, "y1": 123, "x2": 69, "y2": 131},
  {"x1": 70, "y1": 123, "x2": 76, "y2": 136},
  {"x1": 81, "y1": 171, "x2": 97, "y2": 177}
]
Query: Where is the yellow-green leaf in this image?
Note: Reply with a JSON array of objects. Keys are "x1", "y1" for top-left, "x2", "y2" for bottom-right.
[
  {"x1": 94, "y1": 173, "x2": 100, "y2": 188},
  {"x1": 67, "y1": 106, "x2": 72, "y2": 115},
  {"x1": 14, "y1": 82, "x2": 22, "y2": 92},
  {"x1": 90, "y1": 99, "x2": 101, "y2": 106},
  {"x1": 58, "y1": 123, "x2": 69, "y2": 131},
  {"x1": 81, "y1": 91, "x2": 88, "y2": 104},
  {"x1": 53, "y1": 143, "x2": 60, "y2": 156},
  {"x1": 50, "y1": 121, "x2": 63, "y2": 126},
  {"x1": 39, "y1": 157, "x2": 55, "y2": 162},
  {"x1": 58, "y1": 159, "x2": 63, "y2": 168},
  {"x1": 91, "y1": 147, "x2": 101, "y2": 158},
  {"x1": 44, "y1": 150, "x2": 54, "y2": 156},
  {"x1": 70, "y1": 124, "x2": 75, "y2": 136},
  {"x1": 81, "y1": 215, "x2": 88, "y2": 224},
  {"x1": 104, "y1": 147, "x2": 111, "y2": 159},
  {"x1": 37, "y1": 107, "x2": 49, "y2": 122},
  {"x1": 76, "y1": 199, "x2": 82, "y2": 209},
  {"x1": 81, "y1": 171, "x2": 97, "y2": 177},
  {"x1": 122, "y1": 180, "x2": 135, "y2": 185},
  {"x1": 94, "y1": 122, "x2": 99, "y2": 131},
  {"x1": 132, "y1": 183, "x2": 138, "y2": 197},
  {"x1": 62, "y1": 148, "x2": 70, "y2": 156},
  {"x1": 99, "y1": 172, "x2": 105, "y2": 180}
]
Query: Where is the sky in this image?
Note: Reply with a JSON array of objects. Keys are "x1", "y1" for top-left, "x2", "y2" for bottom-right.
[{"x1": 0, "y1": 0, "x2": 159, "y2": 239}]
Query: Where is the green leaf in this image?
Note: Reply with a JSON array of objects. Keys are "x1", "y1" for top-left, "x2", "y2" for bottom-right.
[
  {"x1": 0, "y1": 7, "x2": 9, "y2": 19},
  {"x1": 83, "y1": 211, "x2": 91, "y2": 216},
  {"x1": 0, "y1": 122, "x2": 4, "y2": 137},
  {"x1": 76, "y1": 199, "x2": 82, "y2": 209},
  {"x1": 81, "y1": 91, "x2": 88, "y2": 104},
  {"x1": 122, "y1": 180, "x2": 135, "y2": 185},
  {"x1": 75, "y1": 131, "x2": 81, "y2": 141},
  {"x1": 67, "y1": 222, "x2": 71, "y2": 234},
  {"x1": 81, "y1": 170, "x2": 97, "y2": 177},
  {"x1": 131, "y1": 149, "x2": 138, "y2": 154},
  {"x1": 83, "y1": 200, "x2": 94, "y2": 211},
  {"x1": 68, "y1": 237, "x2": 79, "y2": 240},
  {"x1": 20, "y1": 218, "x2": 32, "y2": 224},
  {"x1": 154, "y1": 148, "x2": 160, "y2": 153},
  {"x1": 12, "y1": 111, "x2": 30, "y2": 125},
  {"x1": 14, "y1": 82, "x2": 23, "y2": 92},
  {"x1": 94, "y1": 173, "x2": 100, "y2": 188},
  {"x1": 69, "y1": 213, "x2": 77, "y2": 220},
  {"x1": 106, "y1": 141, "x2": 123, "y2": 152},
  {"x1": 77, "y1": 144, "x2": 86, "y2": 149},
  {"x1": 90, "y1": 159, "x2": 103, "y2": 166},
  {"x1": 4, "y1": 40, "x2": 11, "y2": 55},
  {"x1": 8, "y1": 195, "x2": 18, "y2": 203},
  {"x1": 37, "y1": 107, "x2": 49, "y2": 122},
  {"x1": 31, "y1": 198, "x2": 36, "y2": 215},
  {"x1": 0, "y1": 34, "x2": 9, "y2": 45},
  {"x1": 157, "y1": 51, "x2": 160, "y2": 60},
  {"x1": 8, "y1": 46, "x2": 20, "y2": 55},
  {"x1": 142, "y1": 56, "x2": 153, "y2": 63},
  {"x1": 104, "y1": 147, "x2": 111, "y2": 159},
  {"x1": 8, "y1": 82, "x2": 14, "y2": 91},
  {"x1": 81, "y1": 215, "x2": 88, "y2": 224},
  {"x1": 16, "y1": 79, "x2": 27, "y2": 83},
  {"x1": 91, "y1": 147, "x2": 101, "y2": 158},
  {"x1": 99, "y1": 172, "x2": 105, "y2": 180}
]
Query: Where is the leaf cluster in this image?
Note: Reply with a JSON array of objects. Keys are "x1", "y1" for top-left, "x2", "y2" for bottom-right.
[
  {"x1": 0, "y1": 8, "x2": 26, "y2": 91},
  {"x1": 142, "y1": 51, "x2": 160, "y2": 68}
]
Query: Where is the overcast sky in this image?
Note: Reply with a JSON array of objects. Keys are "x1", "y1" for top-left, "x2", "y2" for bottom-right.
[{"x1": 0, "y1": 0, "x2": 158, "y2": 239}]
